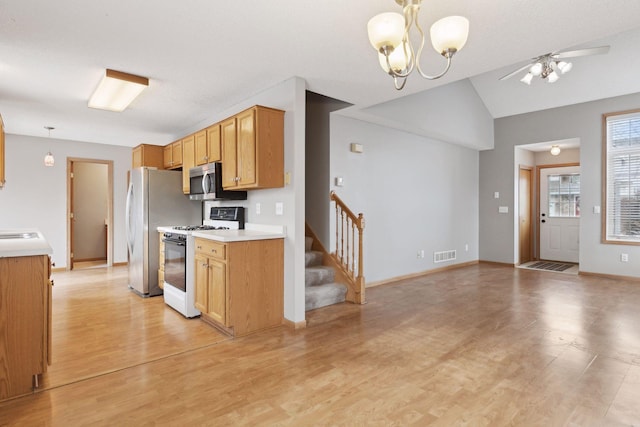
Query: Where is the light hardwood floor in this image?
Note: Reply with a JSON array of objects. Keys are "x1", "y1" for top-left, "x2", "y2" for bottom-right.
[{"x1": 1, "y1": 263, "x2": 639, "y2": 425}]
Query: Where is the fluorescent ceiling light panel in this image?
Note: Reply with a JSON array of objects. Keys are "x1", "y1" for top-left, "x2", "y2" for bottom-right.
[{"x1": 88, "y1": 69, "x2": 149, "y2": 112}]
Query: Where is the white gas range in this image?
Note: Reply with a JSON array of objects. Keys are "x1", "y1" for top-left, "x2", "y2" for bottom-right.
[{"x1": 159, "y1": 207, "x2": 245, "y2": 318}]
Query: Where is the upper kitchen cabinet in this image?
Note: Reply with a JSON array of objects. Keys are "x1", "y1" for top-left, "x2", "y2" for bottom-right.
[
  {"x1": 195, "y1": 124, "x2": 221, "y2": 166},
  {"x1": 195, "y1": 127, "x2": 221, "y2": 166},
  {"x1": 221, "y1": 106, "x2": 284, "y2": 190},
  {"x1": 132, "y1": 144, "x2": 163, "y2": 169},
  {"x1": 182, "y1": 134, "x2": 195, "y2": 193},
  {"x1": 0, "y1": 113, "x2": 5, "y2": 188},
  {"x1": 163, "y1": 140, "x2": 183, "y2": 170}
]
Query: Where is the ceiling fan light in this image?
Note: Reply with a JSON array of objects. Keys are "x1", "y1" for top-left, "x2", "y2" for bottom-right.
[
  {"x1": 547, "y1": 71, "x2": 559, "y2": 83},
  {"x1": 520, "y1": 72, "x2": 533, "y2": 85},
  {"x1": 430, "y1": 16, "x2": 469, "y2": 55},
  {"x1": 367, "y1": 12, "x2": 405, "y2": 51},
  {"x1": 530, "y1": 62, "x2": 543, "y2": 76},
  {"x1": 557, "y1": 61, "x2": 573, "y2": 74},
  {"x1": 378, "y1": 44, "x2": 409, "y2": 73},
  {"x1": 550, "y1": 145, "x2": 561, "y2": 156}
]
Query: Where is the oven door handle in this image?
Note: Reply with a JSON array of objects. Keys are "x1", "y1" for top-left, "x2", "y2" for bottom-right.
[{"x1": 162, "y1": 239, "x2": 186, "y2": 246}]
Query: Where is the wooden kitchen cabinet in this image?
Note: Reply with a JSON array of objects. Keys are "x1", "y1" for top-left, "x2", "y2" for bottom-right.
[
  {"x1": 194, "y1": 237, "x2": 284, "y2": 336},
  {"x1": 0, "y1": 113, "x2": 5, "y2": 188},
  {"x1": 221, "y1": 105, "x2": 284, "y2": 190},
  {"x1": 0, "y1": 254, "x2": 52, "y2": 401},
  {"x1": 163, "y1": 140, "x2": 183, "y2": 170},
  {"x1": 195, "y1": 124, "x2": 221, "y2": 166},
  {"x1": 181, "y1": 134, "x2": 195, "y2": 193},
  {"x1": 132, "y1": 144, "x2": 163, "y2": 169}
]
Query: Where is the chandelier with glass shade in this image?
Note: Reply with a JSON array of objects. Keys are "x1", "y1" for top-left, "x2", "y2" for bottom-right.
[{"x1": 367, "y1": 0, "x2": 469, "y2": 90}]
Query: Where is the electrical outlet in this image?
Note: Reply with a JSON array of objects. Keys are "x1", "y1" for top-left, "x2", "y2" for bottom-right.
[
  {"x1": 465, "y1": 243, "x2": 469, "y2": 252},
  {"x1": 275, "y1": 202, "x2": 284, "y2": 216},
  {"x1": 417, "y1": 250, "x2": 425, "y2": 259},
  {"x1": 621, "y1": 253, "x2": 629, "y2": 262},
  {"x1": 255, "y1": 203, "x2": 261, "y2": 215}
]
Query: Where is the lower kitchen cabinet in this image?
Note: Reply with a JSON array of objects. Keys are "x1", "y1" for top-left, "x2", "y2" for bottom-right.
[
  {"x1": 194, "y1": 237, "x2": 284, "y2": 336},
  {"x1": 0, "y1": 254, "x2": 52, "y2": 401}
]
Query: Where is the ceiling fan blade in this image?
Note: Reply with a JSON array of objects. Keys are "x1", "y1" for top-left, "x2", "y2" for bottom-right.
[
  {"x1": 499, "y1": 63, "x2": 534, "y2": 81},
  {"x1": 552, "y1": 45, "x2": 610, "y2": 59}
]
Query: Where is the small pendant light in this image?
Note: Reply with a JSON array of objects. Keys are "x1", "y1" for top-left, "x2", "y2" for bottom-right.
[{"x1": 44, "y1": 126, "x2": 55, "y2": 167}]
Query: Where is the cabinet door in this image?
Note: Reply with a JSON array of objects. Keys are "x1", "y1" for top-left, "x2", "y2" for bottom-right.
[
  {"x1": 194, "y1": 252, "x2": 209, "y2": 313},
  {"x1": 182, "y1": 135, "x2": 195, "y2": 193},
  {"x1": 195, "y1": 129, "x2": 208, "y2": 165},
  {"x1": 0, "y1": 114, "x2": 4, "y2": 188},
  {"x1": 236, "y1": 108, "x2": 257, "y2": 187},
  {"x1": 163, "y1": 145, "x2": 173, "y2": 169},
  {"x1": 206, "y1": 259, "x2": 226, "y2": 325},
  {"x1": 221, "y1": 118, "x2": 238, "y2": 188},
  {"x1": 172, "y1": 140, "x2": 183, "y2": 167},
  {"x1": 206, "y1": 124, "x2": 221, "y2": 163}
]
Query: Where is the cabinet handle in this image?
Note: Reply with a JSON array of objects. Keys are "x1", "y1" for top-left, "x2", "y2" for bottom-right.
[
  {"x1": 211, "y1": 249, "x2": 217, "y2": 254},
  {"x1": 197, "y1": 245, "x2": 202, "y2": 249},
  {"x1": 50, "y1": 280, "x2": 54, "y2": 287}
]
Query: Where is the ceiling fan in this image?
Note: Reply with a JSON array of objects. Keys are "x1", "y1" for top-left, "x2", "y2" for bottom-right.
[{"x1": 500, "y1": 45, "x2": 610, "y2": 85}]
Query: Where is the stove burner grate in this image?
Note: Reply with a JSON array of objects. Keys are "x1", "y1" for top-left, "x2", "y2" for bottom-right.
[{"x1": 172, "y1": 225, "x2": 229, "y2": 231}]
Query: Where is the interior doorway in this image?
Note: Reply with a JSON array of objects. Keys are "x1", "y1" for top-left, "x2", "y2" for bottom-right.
[{"x1": 67, "y1": 158, "x2": 114, "y2": 270}]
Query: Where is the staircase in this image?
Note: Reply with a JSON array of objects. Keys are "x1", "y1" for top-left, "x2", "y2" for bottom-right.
[{"x1": 305, "y1": 236, "x2": 347, "y2": 311}]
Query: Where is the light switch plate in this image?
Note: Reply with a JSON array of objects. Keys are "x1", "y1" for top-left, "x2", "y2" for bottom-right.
[
  {"x1": 275, "y1": 202, "x2": 284, "y2": 216},
  {"x1": 498, "y1": 206, "x2": 509, "y2": 213},
  {"x1": 593, "y1": 206, "x2": 600, "y2": 214}
]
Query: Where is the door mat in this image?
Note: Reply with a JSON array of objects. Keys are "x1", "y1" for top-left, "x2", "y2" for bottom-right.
[{"x1": 524, "y1": 261, "x2": 575, "y2": 272}]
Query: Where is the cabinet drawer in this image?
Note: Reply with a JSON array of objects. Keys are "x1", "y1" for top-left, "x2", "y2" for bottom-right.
[{"x1": 195, "y1": 239, "x2": 226, "y2": 260}]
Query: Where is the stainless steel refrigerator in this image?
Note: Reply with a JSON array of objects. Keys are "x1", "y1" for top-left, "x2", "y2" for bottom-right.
[{"x1": 126, "y1": 167, "x2": 201, "y2": 297}]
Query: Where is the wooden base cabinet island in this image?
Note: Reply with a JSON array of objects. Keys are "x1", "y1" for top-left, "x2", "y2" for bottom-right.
[
  {"x1": 0, "y1": 230, "x2": 53, "y2": 401},
  {"x1": 192, "y1": 231, "x2": 284, "y2": 337}
]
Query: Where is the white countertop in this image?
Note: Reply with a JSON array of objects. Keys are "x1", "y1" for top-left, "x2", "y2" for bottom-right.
[
  {"x1": 192, "y1": 223, "x2": 286, "y2": 242},
  {"x1": 0, "y1": 229, "x2": 53, "y2": 258}
]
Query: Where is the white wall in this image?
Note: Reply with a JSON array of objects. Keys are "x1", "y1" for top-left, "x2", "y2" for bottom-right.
[
  {"x1": 330, "y1": 115, "x2": 479, "y2": 284},
  {"x1": 0, "y1": 134, "x2": 131, "y2": 268},
  {"x1": 480, "y1": 92, "x2": 640, "y2": 277}
]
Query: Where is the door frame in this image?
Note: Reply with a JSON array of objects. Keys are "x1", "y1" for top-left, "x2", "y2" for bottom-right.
[
  {"x1": 536, "y1": 162, "x2": 579, "y2": 260},
  {"x1": 66, "y1": 158, "x2": 114, "y2": 270},
  {"x1": 518, "y1": 165, "x2": 533, "y2": 264}
]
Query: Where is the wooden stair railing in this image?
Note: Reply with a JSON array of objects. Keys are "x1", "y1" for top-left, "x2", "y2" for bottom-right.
[{"x1": 329, "y1": 191, "x2": 365, "y2": 304}]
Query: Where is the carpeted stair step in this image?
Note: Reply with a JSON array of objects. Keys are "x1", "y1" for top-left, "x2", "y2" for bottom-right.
[
  {"x1": 305, "y1": 250, "x2": 324, "y2": 267},
  {"x1": 305, "y1": 265, "x2": 335, "y2": 287},
  {"x1": 305, "y1": 282, "x2": 347, "y2": 311}
]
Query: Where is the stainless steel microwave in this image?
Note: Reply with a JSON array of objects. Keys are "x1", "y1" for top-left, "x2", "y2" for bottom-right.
[{"x1": 188, "y1": 162, "x2": 247, "y2": 201}]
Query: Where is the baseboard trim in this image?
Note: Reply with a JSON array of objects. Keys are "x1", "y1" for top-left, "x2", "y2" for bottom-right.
[
  {"x1": 74, "y1": 257, "x2": 107, "y2": 262},
  {"x1": 113, "y1": 262, "x2": 128, "y2": 267},
  {"x1": 579, "y1": 270, "x2": 640, "y2": 281},
  {"x1": 283, "y1": 318, "x2": 307, "y2": 330},
  {"x1": 367, "y1": 260, "x2": 479, "y2": 288}
]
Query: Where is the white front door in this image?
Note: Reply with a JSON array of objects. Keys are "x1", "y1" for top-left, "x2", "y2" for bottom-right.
[{"x1": 539, "y1": 166, "x2": 580, "y2": 263}]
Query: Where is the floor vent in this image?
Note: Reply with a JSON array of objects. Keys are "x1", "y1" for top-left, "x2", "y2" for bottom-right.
[{"x1": 434, "y1": 250, "x2": 456, "y2": 263}]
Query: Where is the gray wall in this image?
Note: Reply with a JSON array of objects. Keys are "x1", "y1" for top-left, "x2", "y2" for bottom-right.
[
  {"x1": 330, "y1": 115, "x2": 480, "y2": 284},
  {"x1": 480, "y1": 92, "x2": 640, "y2": 277},
  {"x1": 0, "y1": 134, "x2": 130, "y2": 268},
  {"x1": 305, "y1": 91, "x2": 350, "y2": 247},
  {"x1": 73, "y1": 162, "x2": 108, "y2": 261}
]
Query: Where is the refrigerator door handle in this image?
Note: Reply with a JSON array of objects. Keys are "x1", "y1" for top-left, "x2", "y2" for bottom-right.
[{"x1": 125, "y1": 181, "x2": 134, "y2": 256}]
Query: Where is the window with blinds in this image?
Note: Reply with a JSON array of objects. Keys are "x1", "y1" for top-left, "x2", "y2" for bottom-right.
[{"x1": 604, "y1": 110, "x2": 640, "y2": 244}]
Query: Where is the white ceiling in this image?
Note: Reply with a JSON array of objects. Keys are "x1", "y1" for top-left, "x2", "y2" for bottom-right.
[{"x1": 1, "y1": 0, "x2": 640, "y2": 147}]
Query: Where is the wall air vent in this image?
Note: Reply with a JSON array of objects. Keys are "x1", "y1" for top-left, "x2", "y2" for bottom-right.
[{"x1": 434, "y1": 250, "x2": 456, "y2": 263}]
